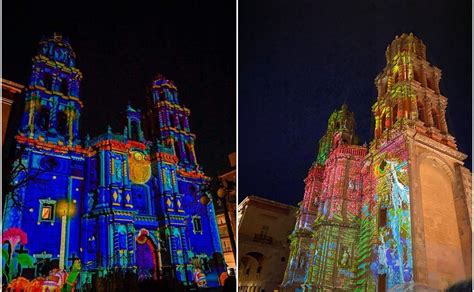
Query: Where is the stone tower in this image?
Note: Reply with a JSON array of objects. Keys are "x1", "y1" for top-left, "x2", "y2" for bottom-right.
[
  {"x1": 281, "y1": 105, "x2": 366, "y2": 291},
  {"x1": 20, "y1": 33, "x2": 83, "y2": 146},
  {"x1": 281, "y1": 33, "x2": 471, "y2": 292},
  {"x1": 365, "y1": 33, "x2": 471, "y2": 290},
  {"x1": 3, "y1": 33, "x2": 87, "y2": 269}
]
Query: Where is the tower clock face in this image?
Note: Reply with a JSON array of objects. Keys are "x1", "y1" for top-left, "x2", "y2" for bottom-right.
[{"x1": 129, "y1": 151, "x2": 151, "y2": 184}]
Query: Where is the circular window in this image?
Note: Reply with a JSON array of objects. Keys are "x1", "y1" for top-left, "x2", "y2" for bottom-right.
[{"x1": 40, "y1": 156, "x2": 59, "y2": 170}]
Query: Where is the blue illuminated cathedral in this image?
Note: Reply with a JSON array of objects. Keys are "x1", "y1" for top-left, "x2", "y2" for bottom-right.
[{"x1": 3, "y1": 33, "x2": 224, "y2": 287}]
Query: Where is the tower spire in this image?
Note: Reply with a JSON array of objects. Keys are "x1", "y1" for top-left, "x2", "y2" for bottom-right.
[{"x1": 372, "y1": 33, "x2": 455, "y2": 149}]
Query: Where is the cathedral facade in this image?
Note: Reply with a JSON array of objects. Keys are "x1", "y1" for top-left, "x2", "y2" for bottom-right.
[
  {"x1": 280, "y1": 33, "x2": 471, "y2": 291},
  {"x1": 3, "y1": 34, "x2": 224, "y2": 287}
]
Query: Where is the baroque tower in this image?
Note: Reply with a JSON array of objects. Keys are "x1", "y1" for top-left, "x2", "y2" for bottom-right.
[
  {"x1": 282, "y1": 105, "x2": 366, "y2": 291},
  {"x1": 20, "y1": 33, "x2": 82, "y2": 146},
  {"x1": 282, "y1": 33, "x2": 471, "y2": 292},
  {"x1": 4, "y1": 33, "x2": 87, "y2": 270},
  {"x1": 364, "y1": 33, "x2": 471, "y2": 290}
]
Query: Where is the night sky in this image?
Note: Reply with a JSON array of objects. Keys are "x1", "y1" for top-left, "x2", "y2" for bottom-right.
[
  {"x1": 3, "y1": 2, "x2": 236, "y2": 177},
  {"x1": 239, "y1": 0, "x2": 471, "y2": 205}
]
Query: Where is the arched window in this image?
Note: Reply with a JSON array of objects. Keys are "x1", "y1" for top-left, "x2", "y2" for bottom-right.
[
  {"x1": 131, "y1": 120, "x2": 139, "y2": 141},
  {"x1": 44, "y1": 74, "x2": 53, "y2": 90},
  {"x1": 174, "y1": 141, "x2": 181, "y2": 161},
  {"x1": 169, "y1": 114, "x2": 176, "y2": 128},
  {"x1": 57, "y1": 111, "x2": 68, "y2": 136},
  {"x1": 431, "y1": 109, "x2": 440, "y2": 129},
  {"x1": 186, "y1": 144, "x2": 194, "y2": 163},
  {"x1": 392, "y1": 104, "x2": 398, "y2": 125},
  {"x1": 38, "y1": 106, "x2": 50, "y2": 131},
  {"x1": 60, "y1": 79, "x2": 69, "y2": 96},
  {"x1": 417, "y1": 102, "x2": 425, "y2": 123}
]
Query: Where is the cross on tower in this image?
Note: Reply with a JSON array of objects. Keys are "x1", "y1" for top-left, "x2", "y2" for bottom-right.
[
  {"x1": 15, "y1": 245, "x2": 28, "y2": 255},
  {"x1": 68, "y1": 253, "x2": 80, "y2": 266}
]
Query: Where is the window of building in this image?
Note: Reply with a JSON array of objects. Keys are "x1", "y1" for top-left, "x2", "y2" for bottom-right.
[
  {"x1": 43, "y1": 74, "x2": 53, "y2": 90},
  {"x1": 192, "y1": 215, "x2": 202, "y2": 234},
  {"x1": 380, "y1": 114, "x2": 386, "y2": 133},
  {"x1": 256, "y1": 266, "x2": 262, "y2": 274},
  {"x1": 60, "y1": 79, "x2": 69, "y2": 96},
  {"x1": 38, "y1": 106, "x2": 50, "y2": 131},
  {"x1": 57, "y1": 111, "x2": 68, "y2": 136},
  {"x1": 417, "y1": 102, "x2": 425, "y2": 123},
  {"x1": 39, "y1": 199, "x2": 56, "y2": 223},
  {"x1": 131, "y1": 120, "x2": 139, "y2": 141},
  {"x1": 392, "y1": 104, "x2": 398, "y2": 125},
  {"x1": 174, "y1": 141, "x2": 181, "y2": 161}
]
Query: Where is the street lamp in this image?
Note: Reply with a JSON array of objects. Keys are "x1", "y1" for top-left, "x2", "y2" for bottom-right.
[
  {"x1": 56, "y1": 199, "x2": 76, "y2": 270},
  {"x1": 199, "y1": 179, "x2": 236, "y2": 260}
]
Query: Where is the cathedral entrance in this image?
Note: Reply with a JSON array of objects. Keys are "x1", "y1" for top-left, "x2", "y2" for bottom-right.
[{"x1": 136, "y1": 229, "x2": 159, "y2": 281}]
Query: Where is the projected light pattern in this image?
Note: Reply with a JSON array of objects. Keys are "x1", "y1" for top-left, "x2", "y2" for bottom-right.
[
  {"x1": 3, "y1": 34, "x2": 224, "y2": 288},
  {"x1": 279, "y1": 33, "x2": 467, "y2": 291}
]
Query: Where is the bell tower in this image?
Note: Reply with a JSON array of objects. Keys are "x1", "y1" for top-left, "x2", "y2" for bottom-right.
[
  {"x1": 148, "y1": 74, "x2": 199, "y2": 170},
  {"x1": 372, "y1": 33, "x2": 455, "y2": 149},
  {"x1": 365, "y1": 33, "x2": 471, "y2": 290},
  {"x1": 19, "y1": 33, "x2": 83, "y2": 146}
]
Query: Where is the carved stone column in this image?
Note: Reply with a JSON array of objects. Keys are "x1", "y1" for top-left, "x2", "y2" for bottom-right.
[
  {"x1": 423, "y1": 95, "x2": 434, "y2": 127},
  {"x1": 439, "y1": 103, "x2": 448, "y2": 134},
  {"x1": 420, "y1": 64, "x2": 428, "y2": 88}
]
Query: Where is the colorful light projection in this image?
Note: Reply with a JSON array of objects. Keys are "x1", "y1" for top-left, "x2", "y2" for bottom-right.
[
  {"x1": 283, "y1": 33, "x2": 466, "y2": 292},
  {"x1": 3, "y1": 34, "x2": 224, "y2": 288}
]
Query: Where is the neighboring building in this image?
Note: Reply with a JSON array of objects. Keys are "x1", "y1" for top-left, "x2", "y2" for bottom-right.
[
  {"x1": 2, "y1": 33, "x2": 224, "y2": 287},
  {"x1": 216, "y1": 152, "x2": 236, "y2": 269},
  {"x1": 2, "y1": 78, "x2": 24, "y2": 143},
  {"x1": 281, "y1": 33, "x2": 472, "y2": 291},
  {"x1": 238, "y1": 195, "x2": 297, "y2": 292}
]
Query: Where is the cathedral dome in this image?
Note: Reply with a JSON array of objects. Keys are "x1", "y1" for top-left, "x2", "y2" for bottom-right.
[{"x1": 37, "y1": 32, "x2": 77, "y2": 67}]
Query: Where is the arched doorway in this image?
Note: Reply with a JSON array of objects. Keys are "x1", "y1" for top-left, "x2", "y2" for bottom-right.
[{"x1": 136, "y1": 229, "x2": 160, "y2": 281}]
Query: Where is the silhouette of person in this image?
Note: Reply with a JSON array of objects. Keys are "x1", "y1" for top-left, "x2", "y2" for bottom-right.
[{"x1": 223, "y1": 268, "x2": 236, "y2": 292}]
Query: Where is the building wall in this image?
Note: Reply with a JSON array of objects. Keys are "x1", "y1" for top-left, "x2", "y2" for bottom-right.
[
  {"x1": 238, "y1": 196, "x2": 297, "y2": 292},
  {"x1": 1, "y1": 79, "x2": 24, "y2": 143},
  {"x1": 281, "y1": 34, "x2": 471, "y2": 292},
  {"x1": 3, "y1": 34, "x2": 224, "y2": 288},
  {"x1": 217, "y1": 152, "x2": 236, "y2": 269}
]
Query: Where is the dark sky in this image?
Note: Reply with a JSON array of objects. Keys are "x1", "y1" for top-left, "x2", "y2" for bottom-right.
[
  {"x1": 3, "y1": 1, "x2": 236, "y2": 177},
  {"x1": 239, "y1": 0, "x2": 471, "y2": 205}
]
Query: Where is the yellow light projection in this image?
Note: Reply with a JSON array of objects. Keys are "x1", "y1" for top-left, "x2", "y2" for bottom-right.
[{"x1": 129, "y1": 151, "x2": 151, "y2": 184}]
